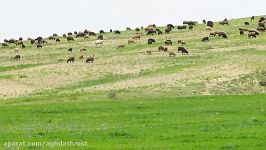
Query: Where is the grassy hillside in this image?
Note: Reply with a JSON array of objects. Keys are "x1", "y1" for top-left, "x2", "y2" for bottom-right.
[{"x1": 0, "y1": 16, "x2": 266, "y2": 149}]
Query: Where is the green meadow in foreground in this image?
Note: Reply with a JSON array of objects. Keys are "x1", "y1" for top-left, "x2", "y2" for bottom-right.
[
  {"x1": 0, "y1": 94, "x2": 265, "y2": 149},
  {"x1": 0, "y1": 16, "x2": 266, "y2": 149}
]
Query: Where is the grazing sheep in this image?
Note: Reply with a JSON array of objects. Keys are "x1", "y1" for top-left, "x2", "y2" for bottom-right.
[
  {"x1": 216, "y1": 32, "x2": 228, "y2": 38},
  {"x1": 251, "y1": 16, "x2": 255, "y2": 21},
  {"x1": 93, "y1": 40, "x2": 103, "y2": 47},
  {"x1": 169, "y1": 52, "x2": 176, "y2": 57},
  {"x1": 68, "y1": 32, "x2": 73, "y2": 36},
  {"x1": 258, "y1": 22, "x2": 265, "y2": 28},
  {"x1": 86, "y1": 55, "x2": 95, "y2": 63},
  {"x1": 178, "y1": 40, "x2": 186, "y2": 45},
  {"x1": 114, "y1": 30, "x2": 121, "y2": 34},
  {"x1": 37, "y1": 44, "x2": 42, "y2": 48},
  {"x1": 22, "y1": 44, "x2": 26, "y2": 49},
  {"x1": 240, "y1": 30, "x2": 245, "y2": 35},
  {"x1": 259, "y1": 81, "x2": 266, "y2": 86},
  {"x1": 68, "y1": 48, "x2": 73, "y2": 52},
  {"x1": 49, "y1": 36, "x2": 56, "y2": 40},
  {"x1": 41, "y1": 40, "x2": 48, "y2": 44},
  {"x1": 128, "y1": 39, "x2": 135, "y2": 44},
  {"x1": 13, "y1": 55, "x2": 21, "y2": 60},
  {"x1": 158, "y1": 46, "x2": 168, "y2": 52},
  {"x1": 248, "y1": 29, "x2": 259, "y2": 35},
  {"x1": 167, "y1": 24, "x2": 175, "y2": 29},
  {"x1": 30, "y1": 39, "x2": 35, "y2": 44},
  {"x1": 89, "y1": 32, "x2": 96, "y2": 36},
  {"x1": 259, "y1": 17, "x2": 265, "y2": 22},
  {"x1": 146, "y1": 30, "x2": 156, "y2": 35},
  {"x1": 16, "y1": 40, "x2": 23, "y2": 46},
  {"x1": 207, "y1": 21, "x2": 214, "y2": 27},
  {"x1": 157, "y1": 30, "x2": 163, "y2": 35},
  {"x1": 165, "y1": 40, "x2": 172, "y2": 46},
  {"x1": 97, "y1": 35, "x2": 103, "y2": 40},
  {"x1": 56, "y1": 39, "x2": 61, "y2": 43},
  {"x1": 67, "y1": 57, "x2": 75, "y2": 63},
  {"x1": 178, "y1": 47, "x2": 189, "y2": 55},
  {"x1": 79, "y1": 55, "x2": 84, "y2": 59},
  {"x1": 165, "y1": 28, "x2": 171, "y2": 34},
  {"x1": 80, "y1": 48, "x2": 86, "y2": 52},
  {"x1": 84, "y1": 30, "x2": 89, "y2": 34},
  {"x1": 4, "y1": 39, "x2": 9, "y2": 43},
  {"x1": 148, "y1": 38, "x2": 155, "y2": 44},
  {"x1": 219, "y1": 21, "x2": 229, "y2": 25},
  {"x1": 178, "y1": 47, "x2": 185, "y2": 52},
  {"x1": 189, "y1": 25, "x2": 194, "y2": 30},
  {"x1": 181, "y1": 48, "x2": 189, "y2": 55},
  {"x1": 202, "y1": 37, "x2": 209, "y2": 42},
  {"x1": 67, "y1": 36, "x2": 74, "y2": 41},
  {"x1": 183, "y1": 21, "x2": 197, "y2": 26},
  {"x1": 76, "y1": 32, "x2": 86, "y2": 38},
  {"x1": 2, "y1": 43, "x2": 8, "y2": 47},
  {"x1": 258, "y1": 27, "x2": 265, "y2": 32},
  {"x1": 9, "y1": 39, "x2": 16, "y2": 44},
  {"x1": 146, "y1": 51, "x2": 152, "y2": 55},
  {"x1": 99, "y1": 30, "x2": 105, "y2": 34},
  {"x1": 177, "y1": 25, "x2": 187, "y2": 30},
  {"x1": 245, "y1": 22, "x2": 250, "y2": 25},
  {"x1": 117, "y1": 44, "x2": 125, "y2": 49},
  {"x1": 210, "y1": 32, "x2": 216, "y2": 36},
  {"x1": 248, "y1": 32, "x2": 257, "y2": 38}
]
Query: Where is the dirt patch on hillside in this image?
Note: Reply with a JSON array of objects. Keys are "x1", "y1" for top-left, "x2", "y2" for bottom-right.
[
  {"x1": 0, "y1": 80, "x2": 34, "y2": 99},
  {"x1": 79, "y1": 64, "x2": 252, "y2": 93}
]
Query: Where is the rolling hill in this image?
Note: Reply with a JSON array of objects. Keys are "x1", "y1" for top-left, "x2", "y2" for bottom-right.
[{"x1": 0, "y1": 16, "x2": 265, "y2": 149}]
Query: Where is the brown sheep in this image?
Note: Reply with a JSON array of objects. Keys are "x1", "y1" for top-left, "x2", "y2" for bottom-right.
[
  {"x1": 178, "y1": 40, "x2": 186, "y2": 45},
  {"x1": 79, "y1": 55, "x2": 84, "y2": 59},
  {"x1": 202, "y1": 37, "x2": 209, "y2": 42},
  {"x1": 146, "y1": 51, "x2": 152, "y2": 55},
  {"x1": 128, "y1": 39, "x2": 135, "y2": 44},
  {"x1": 165, "y1": 40, "x2": 172, "y2": 46},
  {"x1": 169, "y1": 52, "x2": 176, "y2": 57},
  {"x1": 67, "y1": 57, "x2": 75, "y2": 63},
  {"x1": 117, "y1": 44, "x2": 125, "y2": 49},
  {"x1": 158, "y1": 46, "x2": 168, "y2": 52},
  {"x1": 67, "y1": 36, "x2": 75, "y2": 41},
  {"x1": 165, "y1": 28, "x2": 172, "y2": 34},
  {"x1": 219, "y1": 21, "x2": 229, "y2": 25},
  {"x1": 13, "y1": 55, "x2": 21, "y2": 60},
  {"x1": 248, "y1": 32, "x2": 257, "y2": 38},
  {"x1": 86, "y1": 55, "x2": 95, "y2": 63}
]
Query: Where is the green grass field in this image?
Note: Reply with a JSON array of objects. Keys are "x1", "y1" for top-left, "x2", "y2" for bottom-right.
[{"x1": 0, "y1": 16, "x2": 266, "y2": 149}]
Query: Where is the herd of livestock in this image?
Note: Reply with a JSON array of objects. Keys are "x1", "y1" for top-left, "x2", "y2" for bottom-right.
[{"x1": 2, "y1": 16, "x2": 266, "y2": 63}]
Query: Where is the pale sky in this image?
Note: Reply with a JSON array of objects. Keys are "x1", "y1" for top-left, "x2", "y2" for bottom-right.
[{"x1": 0, "y1": 0, "x2": 265, "y2": 41}]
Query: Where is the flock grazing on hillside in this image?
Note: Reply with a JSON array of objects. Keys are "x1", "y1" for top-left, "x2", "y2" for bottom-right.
[{"x1": 1, "y1": 16, "x2": 266, "y2": 64}]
